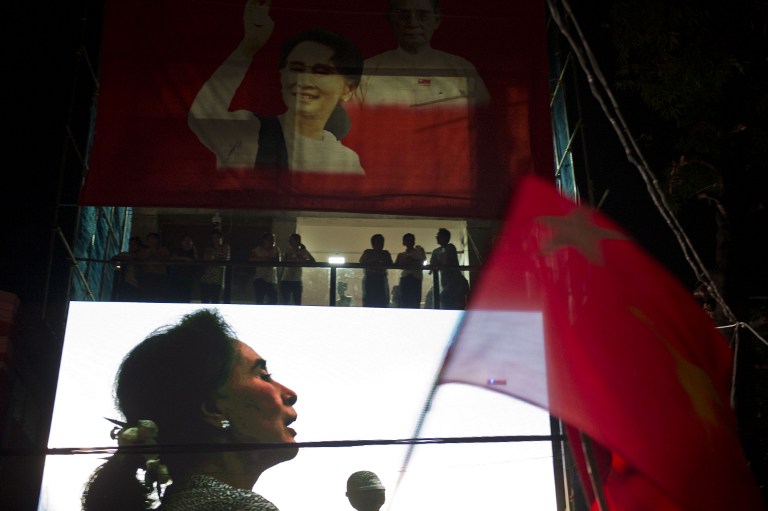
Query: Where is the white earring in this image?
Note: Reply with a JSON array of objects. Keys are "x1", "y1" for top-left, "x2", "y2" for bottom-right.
[{"x1": 221, "y1": 419, "x2": 231, "y2": 430}]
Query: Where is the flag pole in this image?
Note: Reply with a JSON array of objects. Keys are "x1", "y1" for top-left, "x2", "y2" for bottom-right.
[
  {"x1": 387, "y1": 375, "x2": 441, "y2": 511},
  {"x1": 579, "y1": 431, "x2": 610, "y2": 511},
  {"x1": 388, "y1": 315, "x2": 467, "y2": 510}
]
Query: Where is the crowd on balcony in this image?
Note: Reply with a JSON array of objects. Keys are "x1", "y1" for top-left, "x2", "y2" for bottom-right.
[{"x1": 111, "y1": 228, "x2": 469, "y2": 309}]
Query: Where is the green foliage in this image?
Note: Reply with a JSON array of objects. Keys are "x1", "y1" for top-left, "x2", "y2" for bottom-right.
[
  {"x1": 666, "y1": 157, "x2": 722, "y2": 213},
  {"x1": 609, "y1": 0, "x2": 737, "y2": 127},
  {"x1": 603, "y1": 0, "x2": 768, "y2": 201}
]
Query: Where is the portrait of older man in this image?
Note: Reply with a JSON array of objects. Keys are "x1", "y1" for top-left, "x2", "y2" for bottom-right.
[{"x1": 356, "y1": 0, "x2": 490, "y2": 108}]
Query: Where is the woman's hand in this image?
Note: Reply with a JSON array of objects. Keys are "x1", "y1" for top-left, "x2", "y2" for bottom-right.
[{"x1": 240, "y1": 0, "x2": 275, "y2": 58}]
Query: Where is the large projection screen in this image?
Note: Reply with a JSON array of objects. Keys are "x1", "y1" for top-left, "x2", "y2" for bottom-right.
[{"x1": 40, "y1": 302, "x2": 556, "y2": 510}]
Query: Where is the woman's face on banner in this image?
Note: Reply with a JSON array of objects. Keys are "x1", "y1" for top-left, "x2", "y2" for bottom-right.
[{"x1": 281, "y1": 41, "x2": 354, "y2": 123}]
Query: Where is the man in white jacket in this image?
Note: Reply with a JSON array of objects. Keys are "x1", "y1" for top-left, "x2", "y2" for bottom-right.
[{"x1": 356, "y1": 0, "x2": 490, "y2": 108}]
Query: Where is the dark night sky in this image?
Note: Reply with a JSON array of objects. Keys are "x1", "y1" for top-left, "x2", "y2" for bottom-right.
[{"x1": 4, "y1": 1, "x2": 98, "y2": 304}]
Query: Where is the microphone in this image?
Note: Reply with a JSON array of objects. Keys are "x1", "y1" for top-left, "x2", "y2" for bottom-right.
[{"x1": 346, "y1": 470, "x2": 386, "y2": 511}]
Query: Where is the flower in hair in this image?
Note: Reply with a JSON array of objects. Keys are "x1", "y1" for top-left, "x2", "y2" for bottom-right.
[
  {"x1": 106, "y1": 418, "x2": 171, "y2": 490},
  {"x1": 145, "y1": 458, "x2": 171, "y2": 486},
  {"x1": 114, "y1": 419, "x2": 160, "y2": 447}
]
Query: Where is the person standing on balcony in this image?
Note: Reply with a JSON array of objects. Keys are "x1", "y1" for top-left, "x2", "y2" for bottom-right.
[
  {"x1": 280, "y1": 233, "x2": 315, "y2": 305},
  {"x1": 395, "y1": 232, "x2": 426, "y2": 308},
  {"x1": 250, "y1": 232, "x2": 281, "y2": 305},
  {"x1": 359, "y1": 234, "x2": 393, "y2": 307},
  {"x1": 200, "y1": 229, "x2": 231, "y2": 304}
]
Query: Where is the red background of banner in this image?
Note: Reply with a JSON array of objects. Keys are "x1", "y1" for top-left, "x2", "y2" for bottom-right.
[{"x1": 81, "y1": 0, "x2": 552, "y2": 218}]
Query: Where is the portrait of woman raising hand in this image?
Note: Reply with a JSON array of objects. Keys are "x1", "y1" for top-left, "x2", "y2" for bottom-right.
[{"x1": 188, "y1": 0, "x2": 365, "y2": 174}]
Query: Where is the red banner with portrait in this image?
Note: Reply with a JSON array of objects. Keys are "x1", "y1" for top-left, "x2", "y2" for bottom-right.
[{"x1": 80, "y1": 0, "x2": 552, "y2": 218}]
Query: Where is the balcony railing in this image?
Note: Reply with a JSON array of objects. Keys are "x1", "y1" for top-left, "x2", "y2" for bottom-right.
[{"x1": 75, "y1": 258, "x2": 480, "y2": 309}]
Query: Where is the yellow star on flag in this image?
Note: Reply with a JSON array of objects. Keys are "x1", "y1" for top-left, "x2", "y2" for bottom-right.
[
  {"x1": 630, "y1": 306, "x2": 722, "y2": 429},
  {"x1": 536, "y1": 207, "x2": 629, "y2": 265}
]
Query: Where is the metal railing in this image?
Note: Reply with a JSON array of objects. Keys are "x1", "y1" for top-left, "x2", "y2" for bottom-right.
[{"x1": 74, "y1": 257, "x2": 479, "y2": 309}]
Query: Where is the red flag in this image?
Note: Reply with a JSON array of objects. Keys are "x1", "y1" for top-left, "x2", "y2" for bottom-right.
[{"x1": 439, "y1": 174, "x2": 763, "y2": 510}]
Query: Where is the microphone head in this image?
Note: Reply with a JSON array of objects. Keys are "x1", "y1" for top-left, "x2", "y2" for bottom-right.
[
  {"x1": 346, "y1": 471, "x2": 386, "y2": 511},
  {"x1": 347, "y1": 470, "x2": 385, "y2": 494}
]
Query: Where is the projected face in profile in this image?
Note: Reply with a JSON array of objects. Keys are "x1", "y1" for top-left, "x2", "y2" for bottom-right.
[
  {"x1": 213, "y1": 341, "x2": 299, "y2": 462},
  {"x1": 280, "y1": 41, "x2": 356, "y2": 123},
  {"x1": 45, "y1": 304, "x2": 556, "y2": 511}
]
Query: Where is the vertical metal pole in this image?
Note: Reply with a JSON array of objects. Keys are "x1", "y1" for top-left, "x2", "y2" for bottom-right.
[
  {"x1": 728, "y1": 326, "x2": 740, "y2": 409},
  {"x1": 550, "y1": 417, "x2": 571, "y2": 511},
  {"x1": 432, "y1": 270, "x2": 441, "y2": 309},
  {"x1": 329, "y1": 265, "x2": 337, "y2": 306}
]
